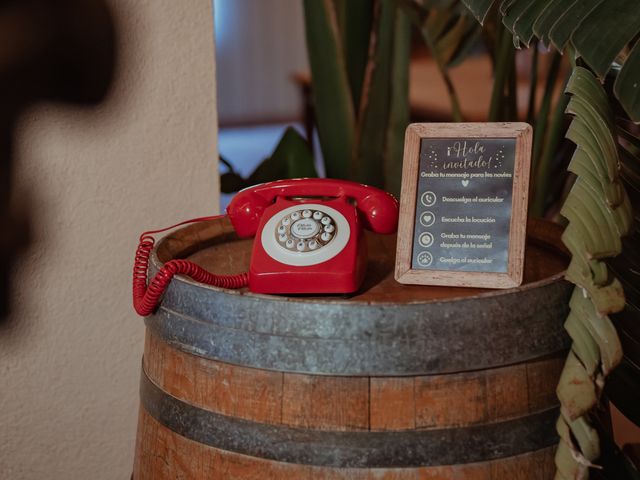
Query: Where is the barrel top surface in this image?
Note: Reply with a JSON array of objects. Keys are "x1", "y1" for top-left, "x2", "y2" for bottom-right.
[{"x1": 154, "y1": 216, "x2": 567, "y2": 306}]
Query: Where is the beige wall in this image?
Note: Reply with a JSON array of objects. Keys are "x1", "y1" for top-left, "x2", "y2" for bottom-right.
[{"x1": 0, "y1": 1, "x2": 218, "y2": 478}]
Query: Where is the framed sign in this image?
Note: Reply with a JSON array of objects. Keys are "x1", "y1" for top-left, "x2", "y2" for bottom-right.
[{"x1": 395, "y1": 123, "x2": 533, "y2": 289}]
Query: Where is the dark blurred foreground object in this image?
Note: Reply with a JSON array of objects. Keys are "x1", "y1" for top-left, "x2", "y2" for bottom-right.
[{"x1": 0, "y1": 0, "x2": 116, "y2": 318}]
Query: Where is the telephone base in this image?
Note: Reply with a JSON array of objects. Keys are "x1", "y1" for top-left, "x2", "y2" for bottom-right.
[
  {"x1": 248, "y1": 271, "x2": 365, "y2": 295},
  {"x1": 248, "y1": 245, "x2": 368, "y2": 295}
]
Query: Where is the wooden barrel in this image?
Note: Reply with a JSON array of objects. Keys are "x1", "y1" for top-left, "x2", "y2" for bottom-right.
[{"x1": 133, "y1": 217, "x2": 571, "y2": 479}]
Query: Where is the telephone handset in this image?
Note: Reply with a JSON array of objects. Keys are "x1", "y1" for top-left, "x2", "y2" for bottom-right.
[{"x1": 133, "y1": 178, "x2": 398, "y2": 315}]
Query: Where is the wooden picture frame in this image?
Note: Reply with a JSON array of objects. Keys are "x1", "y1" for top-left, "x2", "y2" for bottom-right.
[{"x1": 394, "y1": 123, "x2": 533, "y2": 289}]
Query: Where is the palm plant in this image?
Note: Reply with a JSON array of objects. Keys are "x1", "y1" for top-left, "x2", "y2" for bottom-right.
[
  {"x1": 458, "y1": 1, "x2": 640, "y2": 478},
  {"x1": 226, "y1": 0, "x2": 570, "y2": 207},
  {"x1": 303, "y1": 0, "x2": 411, "y2": 195},
  {"x1": 221, "y1": 0, "x2": 411, "y2": 196},
  {"x1": 222, "y1": 0, "x2": 569, "y2": 210},
  {"x1": 219, "y1": 2, "x2": 639, "y2": 476}
]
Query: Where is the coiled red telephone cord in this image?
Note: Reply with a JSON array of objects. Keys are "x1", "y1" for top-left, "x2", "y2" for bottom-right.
[{"x1": 132, "y1": 215, "x2": 249, "y2": 316}]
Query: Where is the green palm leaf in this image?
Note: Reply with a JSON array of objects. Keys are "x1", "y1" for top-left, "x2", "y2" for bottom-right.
[
  {"x1": 507, "y1": 0, "x2": 549, "y2": 48},
  {"x1": 396, "y1": 0, "x2": 483, "y2": 121},
  {"x1": 333, "y1": 0, "x2": 374, "y2": 112},
  {"x1": 615, "y1": 42, "x2": 640, "y2": 124},
  {"x1": 555, "y1": 66, "x2": 632, "y2": 479},
  {"x1": 462, "y1": 0, "x2": 494, "y2": 23},
  {"x1": 548, "y1": 0, "x2": 603, "y2": 51},
  {"x1": 571, "y1": 0, "x2": 640, "y2": 78},
  {"x1": 303, "y1": 0, "x2": 356, "y2": 179},
  {"x1": 532, "y1": 0, "x2": 575, "y2": 47},
  {"x1": 303, "y1": 0, "x2": 410, "y2": 194},
  {"x1": 460, "y1": 0, "x2": 640, "y2": 122},
  {"x1": 352, "y1": 0, "x2": 402, "y2": 188}
]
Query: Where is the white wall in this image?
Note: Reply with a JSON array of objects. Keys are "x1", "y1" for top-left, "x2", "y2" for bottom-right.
[
  {"x1": 0, "y1": 1, "x2": 219, "y2": 478},
  {"x1": 214, "y1": 0, "x2": 308, "y2": 125}
]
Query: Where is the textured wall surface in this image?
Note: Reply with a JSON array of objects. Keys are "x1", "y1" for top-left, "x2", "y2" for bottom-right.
[{"x1": 0, "y1": 1, "x2": 218, "y2": 478}]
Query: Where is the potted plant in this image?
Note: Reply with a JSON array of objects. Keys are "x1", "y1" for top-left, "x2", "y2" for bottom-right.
[
  {"x1": 218, "y1": 1, "x2": 638, "y2": 477},
  {"x1": 457, "y1": 1, "x2": 639, "y2": 478}
]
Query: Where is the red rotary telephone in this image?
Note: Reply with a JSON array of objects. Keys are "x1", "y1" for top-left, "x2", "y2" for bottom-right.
[{"x1": 133, "y1": 178, "x2": 399, "y2": 316}]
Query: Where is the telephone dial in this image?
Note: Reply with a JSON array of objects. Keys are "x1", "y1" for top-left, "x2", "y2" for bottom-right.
[{"x1": 133, "y1": 178, "x2": 398, "y2": 316}]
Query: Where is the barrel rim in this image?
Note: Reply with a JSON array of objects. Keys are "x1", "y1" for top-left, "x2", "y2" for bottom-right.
[
  {"x1": 142, "y1": 277, "x2": 572, "y2": 376},
  {"x1": 150, "y1": 218, "x2": 567, "y2": 307}
]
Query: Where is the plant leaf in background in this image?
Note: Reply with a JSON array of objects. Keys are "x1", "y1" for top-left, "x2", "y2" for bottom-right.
[
  {"x1": 303, "y1": 0, "x2": 410, "y2": 196},
  {"x1": 423, "y1": 1, "x2": 480, "y2": 67},
  {"x1": 352, "y1": 0, "x2": 410, "y2": 191},
  {"x1": 333, "y1": 0, "x2": 373, "y2": 113},
  {"x1": 396, "y1": 0, "x2": 482, "y2": 122},
  {"x1": 505, "y1": 0, "x2": 548, "y2": 48},
  {"x1": 351, "y1": 0, "x2": 396, "y2": 187},
  {"x1": 603, "y1": 116, "x2": 640, "y2": 477},
  {"x1": 303, "y1": 0, "x2": 356, "y2": 180},
  {"x1": 455, "y1": 0, "x2": 493, "y2": 27},
  {"x1": 531, "y1": 0, "x2": 572, "y2": 48},
  {"x1": 460, "y1": 0, "x2": 640, "y2": 122},
  {"x1": 555, "y1": 67, "x2": 633, "y2": 480},
  {"x1": 615, "y1": 43, "x2": 640, "y2": 128},
  {"x1": 222, "y1": 0, "x2": 411, "y2": 197},
  {"x1": 459, "y1": 2, "x2": 640, "y2": 473},
  {"x1": 448, "y1": 1, "x2": 568, "y2": 215},
  {"x1": 570, "y1": 0, "x2": 639, "y2": 78},
  {"x1": 384, "y1": 7, "x2": 411, "y2": 196},
  {"x1": 219, "y1": 127, "x2": 317, "y2": 193},
  {"x1": 547, "y1": 0, "x2": 601, "y2": 52}
]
